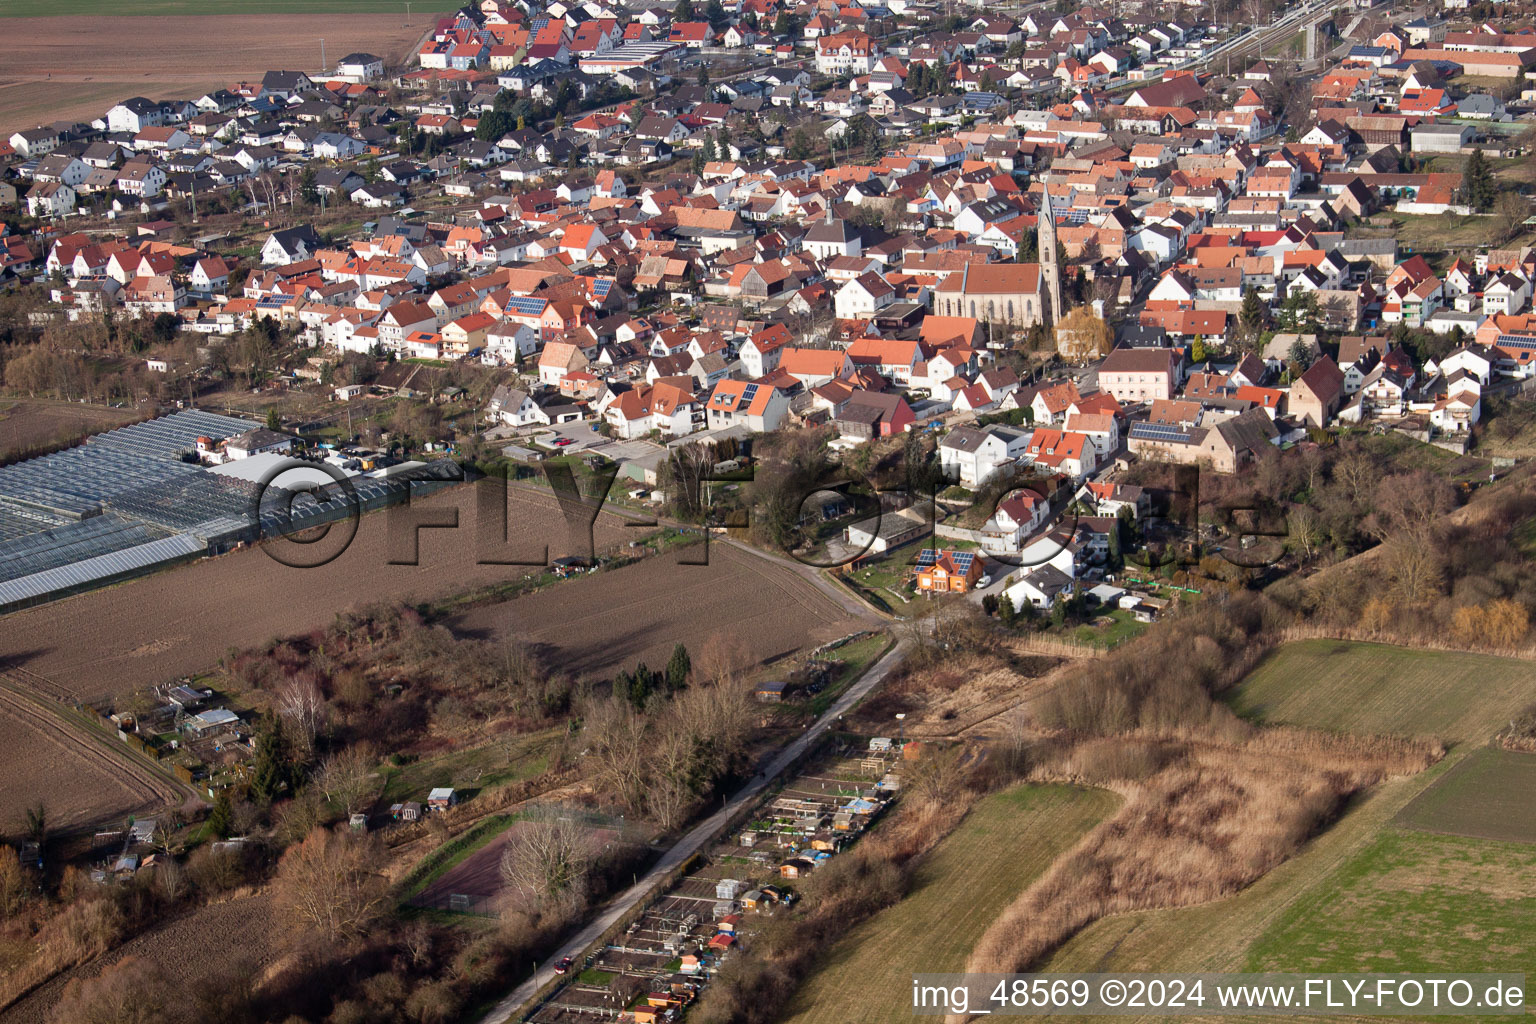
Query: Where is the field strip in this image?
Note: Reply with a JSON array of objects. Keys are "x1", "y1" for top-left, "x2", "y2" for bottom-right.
[{"x1": 0, "y1": 677, "x2": 187, "y2": 833}]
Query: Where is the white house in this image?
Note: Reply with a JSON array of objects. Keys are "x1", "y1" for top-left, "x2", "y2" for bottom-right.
[
  {"x1": 939, "y1": 424, "x2": 1031, "y2": 488},
  {"x1": 979, "y1": 489, "x2": 1048, "y2": 554},
  {"x1": 27, "y1": 181, "x2": 76, "y2": 218},
  {"x1": 834, "y1": 272, "x2": 896, "y2": 319},
  {"x1": 487, "y1": 384, "x2": 541, "y2": 426}
]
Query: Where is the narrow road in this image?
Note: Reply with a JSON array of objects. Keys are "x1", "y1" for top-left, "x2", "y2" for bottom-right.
[{"x1": 477, "y1": 637, "x2": 910, "y2": 1024}]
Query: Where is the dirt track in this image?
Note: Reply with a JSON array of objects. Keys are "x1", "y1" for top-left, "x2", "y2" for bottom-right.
[
  {"x1": 0, "y1": 13, "x2": 427, "y2": 135},
  {"x1": 0, "y1": 682, "x2": 181, "y2": 835},
  {"x1": 0, "y1": 485, "x2": 629, "y2": 701}
]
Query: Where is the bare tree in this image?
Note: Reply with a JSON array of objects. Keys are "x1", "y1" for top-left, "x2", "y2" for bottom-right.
[
  {"x1": 275, "y1": 671, "x2": 329, "y2": 755},
  {"x1": 499, "y1": 805, "x2": 596, "y2": 915},
  {"x1": 646, "y1": 729, "x2": 699, "y2": 829},
  {"x1": 1368, "y1": 471, "x2": 1456, "y2": 543},
  {"x1": 273, "y1": 826, "x2": 388, "y2": 942},
  {"x1": 1288, "y1": 506, "x2": 1324, "y2": 562},
  {"x1": 315, "y1": 744, "x2": 378, "y2": 816},
  {"x1": 583, "y1": 696, "x2": 651, "y2": 813},
  {"x1": 50, "y1": 957, "x2": 169, "y2": 1024}
]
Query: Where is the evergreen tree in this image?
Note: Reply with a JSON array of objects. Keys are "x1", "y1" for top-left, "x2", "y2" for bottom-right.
[
  {"x1": 206, "y1": 789, "x2": 233, "y2": 839},
  {"x1": 629, "y1": 663, "x2": 655, "y2": 708},
  {"x1": 702, "y1": 0, "x2": 728, "y2": 29},
  {"x1": 477, "y1": 109, "x2": 515, "y2": 141},
  {"x1": 674, "y1": 0, "x2": 695, "y2": 20},
  {"x1": 998, "y1": 593, "x2": 1017, "y2": 627},
  {"x1": 265, "y1": 405, "x2": 281, "y2": 431},
  {"x1": 1240, "y1": 286, "x2": 1266, "y2": 332},
  {"x1": 789, "y1": 128, "x2": 812, "y2": 160},
  {"x1": 698, "y1": 65, "x2": 711, "y2": 88},
  {"x1": 1279, "y1": 288, "x2": 1320, "y2": 333},
  {"x1": 1461, "y1": 147, "x2": 1495, "y2": 211},
  {"x1": 666, "y1": 643, "x2": 691, "y2": 692},
  {"x1": 251, "y1": 717, "x2": 294, "y2": 804},
  {"x1": 1287, "y1": 337, "x2": 1313, "y2": 370}
]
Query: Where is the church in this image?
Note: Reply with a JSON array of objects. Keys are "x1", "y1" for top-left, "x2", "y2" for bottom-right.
[{"x1": 932, "y1": 193, "x2": 1062, "y2": 331}]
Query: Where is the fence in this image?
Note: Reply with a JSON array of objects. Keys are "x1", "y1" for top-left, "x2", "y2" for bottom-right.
[{"x1": 413, "y1": 890, "x2": 499, "y2": 917}]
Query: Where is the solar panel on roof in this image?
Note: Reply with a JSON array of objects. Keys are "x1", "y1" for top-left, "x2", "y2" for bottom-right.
[
  {"x1": 1130, "y1": 423, "x2": 1195, "y2": 443},
  {"x1": 506, "y1": 296, "x2": 548, "y2": 315}
]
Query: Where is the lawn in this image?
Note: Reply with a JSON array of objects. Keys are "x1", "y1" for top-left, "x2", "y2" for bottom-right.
[
  {"x1": 1517, "y1": 516, "x2": 1536, "y2": 559},
  {"x1": 1395, "y1": 746, "x2": 1536, "y2": 843},
  {"x1": 1355, "y1": 212, "x2": 1536, "y2": 260},
  {"x1": 803, "y1": 632, "x2": 893, "y2": 717},
  {"x1": 1226, "y1": 640, "x2": 1536, "y2": 747},
  {"x1": 1064, "y1": 607, "x2": 1147, "y2": 648},
  {"x1": 780, "y1": 783, "x2": 1120, "y2": 1024},
  {"x1": 1242, "y1": 827, "x2": 1536, "y2": 976},
  {"x1": 1347, "y1": 431, "x2": 1491, "y2": 481},
  {"x1": 3, "y1": 0, "x2": 451, "y2": 14},
  {"x1": 376, "y1": 727, "x2": 560, "y2": 808}
]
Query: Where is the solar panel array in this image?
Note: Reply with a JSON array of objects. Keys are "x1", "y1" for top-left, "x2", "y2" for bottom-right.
[
  {"x1": 915, "y1": 548, "x2": 976, "y2": 573},
  {"x1": 1129, "y1": 422, "x2": 1197, "y2": 444},
  {"x1": 505, "y1": 296, "x2": 549, "y2": 316},
  {"x1": 1495, "y1": 335, "x2": 1536, "y2": 351}
]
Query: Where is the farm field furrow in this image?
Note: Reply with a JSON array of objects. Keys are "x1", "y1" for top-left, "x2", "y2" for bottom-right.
[
  {"x1": 449, "y1": 541, "x2": 864, "y2": 680},
  {"x1": 1040, "y1": 639, "x2": 1536, "y2": 1023},
  {"x1": 1394, "y1": 746, "x2": 1536, "y2": 843},
  {"x1": 0, "y1": 683, "x2": 181, "y2": 835},
  {"x1": 1225, "y1": 640, "x2": 1536, "y2": 746},
  {"x1": 0, "y1": 14, "x2": 433, "y2": 136},
  {"x1": 0, "y1": 400, "x2": 142, "y2": 462},
  {"x1": 0, "y1": 892, "x2": 282, "y2": 1024},
  {"x1": 780, "y1": 784, "x2": 1120, "y2": 1024},
  {"x1": 0, "y1": 485, "x2": 628, "y2": 700}
]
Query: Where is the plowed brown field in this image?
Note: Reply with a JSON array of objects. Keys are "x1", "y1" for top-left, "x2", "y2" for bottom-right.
[
  {"x1": 0, "y1": 684, "x2": 180, "y2": 835},
  {"x1": 0, "y1": 13, "x2": 426, "y2": 136},
  {"x1": 0, "y1": 892, "x2": 281, "y2": 1024},
  {"x1": 0, "y1": 485, "x2": 629, "y2": 700},
  {"x1": 450, "y1": 541, "x2": 864, "y2": 679}
]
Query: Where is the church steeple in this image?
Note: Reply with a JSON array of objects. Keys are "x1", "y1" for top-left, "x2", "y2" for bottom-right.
[{"x1": 1038, "y1": 189, "x2": 1062, "y2": 326}]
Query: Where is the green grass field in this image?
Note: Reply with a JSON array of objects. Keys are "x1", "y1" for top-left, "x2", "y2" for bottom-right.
[
  {"x1": 1395, "y1": 747, "x2": 1536, "y2": 844},
  {"x1": 1227, "y1": 640, "x2": 1536, "y2": 747},
  {"x1": 1242, "y1": 826, "x2": 1536, "y2": 976},
  {"x1": 781, "y1": 784, "x2": 1119, "y2": 1024},
  {"x1": 4, "y1": 0, "x2": 450, "y2": 15},
  {"x1": 1041, "y1": 642, "x2": 1536, "y2": 1021}
]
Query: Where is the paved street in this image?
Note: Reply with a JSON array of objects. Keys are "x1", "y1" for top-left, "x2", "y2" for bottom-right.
[{"x1": 477, "y1": 637, "x2": 910, "y2": 1024}]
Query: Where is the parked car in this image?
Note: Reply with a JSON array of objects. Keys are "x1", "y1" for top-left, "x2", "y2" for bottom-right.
[{"x1": 555, "y1": 957, "x2": 574, "y2": 974}]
